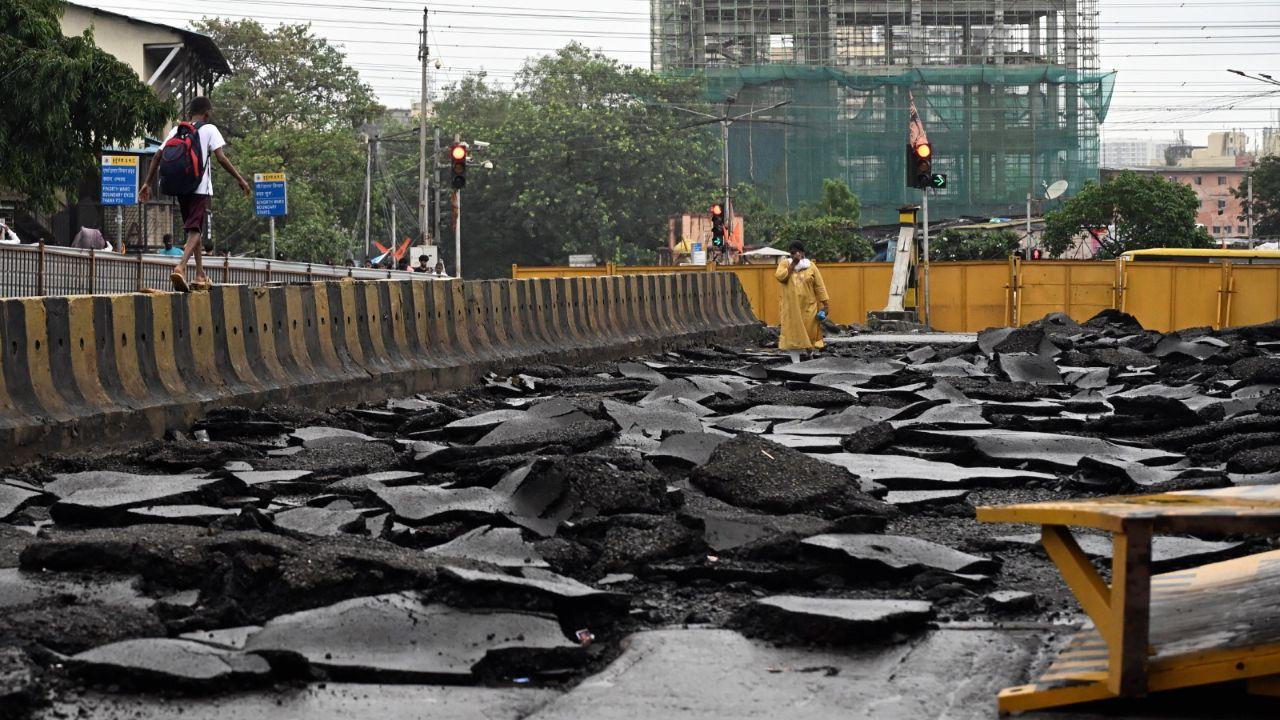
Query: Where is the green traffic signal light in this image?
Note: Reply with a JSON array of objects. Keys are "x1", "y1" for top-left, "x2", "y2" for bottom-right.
[{"x1": 930, "y1": 174, "x2": 947, "y2": 189}]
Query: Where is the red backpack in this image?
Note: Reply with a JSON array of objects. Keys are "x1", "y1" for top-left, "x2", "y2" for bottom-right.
[{"x1": 158, "y1": 121, "x2": 206, "y2": 196}]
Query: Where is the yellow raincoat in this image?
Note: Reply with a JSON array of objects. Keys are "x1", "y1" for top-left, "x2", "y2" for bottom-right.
[{"x1": 776, "y1": 259, "x2": 830, "y2": 351}]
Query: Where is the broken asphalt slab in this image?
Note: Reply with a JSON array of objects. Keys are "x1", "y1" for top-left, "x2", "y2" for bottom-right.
[
  {"x1": 813, "y1": 453, "x2": 1055, "y2": 490},
  {"x1": 801, "y1": 534, "x2": 997, "y2": 576},
  {"x1": 908, "y1": 428, "x2": 1184, "y2": 471},
  {"x1": 69, "y1": 638, "x2": 273, "y2": 690},
  {"x1": 734, "y1": 596, "x2": 935, "y2": 645},
  {"x1": 692, "y1": 436, "x2": 892, "y2": 517},
  {"x1": 242, "y1": 593, "x2": 580, "y2": 683}
]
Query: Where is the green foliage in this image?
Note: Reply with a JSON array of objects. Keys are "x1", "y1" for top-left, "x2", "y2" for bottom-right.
[
  {"x1": 193, "y1": 19, "x2": 380, "y2": 262},
  {"x1": 414, "y1": 44, "x2": 719, "y2": 276},
  {"x1": 0, "y1": 0, "x2": 173, "y2": 209},
  {"x1": 735, "y1": 183, "x2": 788, "y2": 248},
  {"x1": 798, "y1": 179, "x2": 861, "y2": 223},
  {"x1": 772, "y1": 216, "x2": 872, "y2": 263},
  {"x1": 745, "y1": 178, "x2": 868, "y2": 262},
  {"x1": 1236, "y1": 156, "x2": 1280, "y2": 239},
  {"x1": 1042, "y1": 171, "x2": 1213, "y2": 258},
  {"x1": 932, "y1": 229, "x2": 1020, "y2": 261}
]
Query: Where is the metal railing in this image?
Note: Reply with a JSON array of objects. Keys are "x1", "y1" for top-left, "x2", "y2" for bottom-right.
[{"x1": 0, "y1": 243, "x2": 442, "y2": 298}]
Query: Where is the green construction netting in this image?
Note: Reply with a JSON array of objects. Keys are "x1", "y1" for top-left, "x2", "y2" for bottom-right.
[{"x1": 678, "y1": 65, "x2": 1116, "y2": 225}]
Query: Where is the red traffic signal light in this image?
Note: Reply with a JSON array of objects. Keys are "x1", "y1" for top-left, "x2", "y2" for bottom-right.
[
  {"x1": 907, "y1": 141, "x2": 934, "y2": 190},
  {"x1": 450, "y1": 143, "x2": 468, "y2": 189},
  {"x1": 710, "y1": 204, "x2": 723, "y2": 217}
]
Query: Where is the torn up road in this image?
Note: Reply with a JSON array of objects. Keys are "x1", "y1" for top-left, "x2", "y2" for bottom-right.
[{"x1": 3, "y1": 310, "x2": 1280, "y2": 720}]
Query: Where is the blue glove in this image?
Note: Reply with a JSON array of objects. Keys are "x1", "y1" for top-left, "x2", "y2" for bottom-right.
[{"x1": 816, "y1": 309, "x2": 828, "y2": 322}]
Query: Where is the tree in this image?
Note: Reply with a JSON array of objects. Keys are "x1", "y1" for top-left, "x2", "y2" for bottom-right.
[
  {"x1": 192, "y1": 19, "x2": 380, "y2": 262},
  {"x1": 1042, "y1": 171, "x2": 1213, "y2": 258},
  {"x1": 772, "y1": 217, "x2": 872, "y2": 262},
  {"x1": 932, "y1": 229, "x2": 1021, "y2": 261},
  {"x1": 1236, "y1": 156, "x2": 1280, "y2": 239},
  {"x1": 798, "y1": 178, "x2": 861, "y2": 223},
  {"x1": 0, "y1": 0, "x2": 173, "y2": 209},
  {"x1": 420, "y1": 44, "x2": 718, "y2": 277}
]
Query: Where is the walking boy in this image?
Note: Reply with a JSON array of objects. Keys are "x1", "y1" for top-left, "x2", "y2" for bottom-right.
[{"x1": 139, "y1": 96, "x2": 250, "y2": 291}]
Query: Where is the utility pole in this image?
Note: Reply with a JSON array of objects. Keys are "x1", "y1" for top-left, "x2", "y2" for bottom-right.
[
  {"x1": 390, "y1": 202, "x2": 396, "y2": 248},
  {"x1": 673, "y1": 98, "x2": 791, "y2": 253},
  {"x1": 433, "y1": 126, "x2": 441, "y2": 246},
  {"x1": 417, "y1": 8, "x2": 430, "y2": 243},
  {"x1": 1248, "y1": 174, "x2": 1256, "y2": 249},
  {"x1": 364, "y1": 134, "x2": 373, "y2": 260}
]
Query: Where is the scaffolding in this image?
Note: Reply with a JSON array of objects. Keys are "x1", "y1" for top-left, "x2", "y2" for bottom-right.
[{"x1": 652, "y1": 0, "x2": 1113, "y2": 224}]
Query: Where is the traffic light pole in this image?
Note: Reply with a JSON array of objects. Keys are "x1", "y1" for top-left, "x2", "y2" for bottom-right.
[
  {"x1": 454, "y1": 189, "x2": 462, "y2": 279},
  {"x1": 921, "y1": 188, "x2": 931, "y2": 329}
]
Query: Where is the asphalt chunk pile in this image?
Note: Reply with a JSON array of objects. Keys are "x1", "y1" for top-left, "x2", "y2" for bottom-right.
[{"x1": 2, "y1": 311, "x2": 1279, "y2": 718}]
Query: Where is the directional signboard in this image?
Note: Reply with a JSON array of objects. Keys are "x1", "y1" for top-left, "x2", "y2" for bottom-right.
[
  {"x1": 254, "y1": 173, "x2": 288, "y2": 217},
  {"x1": 100, "y1": 155, "x2": 138, "y2": 206}
]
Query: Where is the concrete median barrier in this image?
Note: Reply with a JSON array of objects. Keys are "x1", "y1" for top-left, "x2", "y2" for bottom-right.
[{"x1": 0, "y1": 274, "x2": 762, "y2": 462}]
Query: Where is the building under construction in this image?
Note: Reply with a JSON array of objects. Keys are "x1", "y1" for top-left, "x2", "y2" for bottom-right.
[{"x1": 651, "y1": 0, "x2": 1114, "y2": 224}]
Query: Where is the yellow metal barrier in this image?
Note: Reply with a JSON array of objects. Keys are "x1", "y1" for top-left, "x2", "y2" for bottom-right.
[
  {"x1": 929, "y1": 259, "x2": 1016, "y2": 332},
  {"x1": 1224, "y1": 263, "x2": 1280, "y2": 328},
  {"x1": 1121, "y1": 261, "x2": 1227, "y2": 332},
  {"x1": 514, "y1": 259, "x2": 1280, "y2": 333},
  {"x1": 1016, "y1": 260, "x2": 1118, "y2": 325}
]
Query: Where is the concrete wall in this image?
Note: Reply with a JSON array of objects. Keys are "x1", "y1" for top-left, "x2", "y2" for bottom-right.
[
  {"x1": 60, "y1": 5, "x2": 183, "y2": 80},
  {"x1": 0, "y1": 275, "x2": 760, "y2": 462}
]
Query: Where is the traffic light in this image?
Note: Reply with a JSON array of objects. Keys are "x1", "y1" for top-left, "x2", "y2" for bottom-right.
[
  {"x1": 930, "y1": 173, "x2": 947, "y2": 189},
  {"x1": 907, "y1": 141, "x2": 933, "y2": 189},
  {"x1": 710, "y1": 204, "x2": 726, "y2": 248},
  {"x1": 450, "y1": 143, "x2": 468, "y2": 190}
]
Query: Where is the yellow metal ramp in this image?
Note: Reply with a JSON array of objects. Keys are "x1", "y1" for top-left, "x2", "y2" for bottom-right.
[{"x1": 977, "y1": 486, "x2": 1280, "y2": 714}]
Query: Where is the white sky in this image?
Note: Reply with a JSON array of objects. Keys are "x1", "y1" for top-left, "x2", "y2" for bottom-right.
[{"x1": 76, "y1": 0, "x2": 1280, "y2": 147}]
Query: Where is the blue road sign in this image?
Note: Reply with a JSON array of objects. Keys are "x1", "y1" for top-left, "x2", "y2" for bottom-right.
[
  {"x1": 254, "y1": 173, "x2": 288, "y2": 217},
  {"x1": 101, "y1": 155, "x2": 138, "y2": 206}
]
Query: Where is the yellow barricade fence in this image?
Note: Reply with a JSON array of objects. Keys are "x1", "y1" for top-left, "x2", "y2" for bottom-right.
[{"x1": 514, "y1": 259, "x2": 1280, "y2": 333}]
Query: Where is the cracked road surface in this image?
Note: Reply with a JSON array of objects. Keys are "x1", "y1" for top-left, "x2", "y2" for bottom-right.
[{"x1": 3, "y1": 310, "x2": 1280, "y2": 719}]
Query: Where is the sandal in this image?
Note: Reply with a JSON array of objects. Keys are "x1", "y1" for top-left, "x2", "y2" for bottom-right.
[{"x1": 170, "y1": 272, "x2": 190, "y2": 293}]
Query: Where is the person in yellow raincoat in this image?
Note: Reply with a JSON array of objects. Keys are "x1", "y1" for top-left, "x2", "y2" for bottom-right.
[{"x1": 776, "y1": 241, "x2": 830, "y2": 362}]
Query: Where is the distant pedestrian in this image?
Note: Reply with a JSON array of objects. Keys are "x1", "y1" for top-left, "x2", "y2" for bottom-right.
[
  {"x1": 71, "y1": 226, "x2": 111, "y2": 252},
  {"x1": 434, "y1": 260, "x2": 446, "y2": 276},
  {"x1": 397, "y1": 256, "x2": 411, "y2": 272},
  {"x1": 775, "y1": 241, "x2": 830, "y2": 363},
  {"x1": 416, "y1": 255, "x2": 431, "y2": 273},
  {"x1": 0, "y1": 220, "x2": 18, "y2": 245},
  {"x1": 138, "y1": 96, "x2": 251, "y2": 292},
  {"x1": 157, "y1": 234, "x2": 183, "y2": 256}
]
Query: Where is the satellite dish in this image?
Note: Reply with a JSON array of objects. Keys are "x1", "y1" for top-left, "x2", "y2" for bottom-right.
[{"x1": 1045, "y1": 180, "x2": 1069, "y2": 200}]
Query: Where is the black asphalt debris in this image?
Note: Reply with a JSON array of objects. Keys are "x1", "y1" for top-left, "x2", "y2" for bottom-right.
[{"x1": 2, "y1": 309, "x2": 1279, "y2": 718}]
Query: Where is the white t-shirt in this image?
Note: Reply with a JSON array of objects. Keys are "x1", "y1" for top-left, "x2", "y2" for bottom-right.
[{"x1": 164, "y1": 122, "x2": 226, "y2": 196}]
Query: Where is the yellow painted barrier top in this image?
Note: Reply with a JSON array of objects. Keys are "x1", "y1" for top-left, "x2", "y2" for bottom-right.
[
  {"x1": 1122, "y1": 248, "x2": 1280, "y2": 262},
  {"x1": 977, "y1": 485, "x2": 1280, "y2": 533}
]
